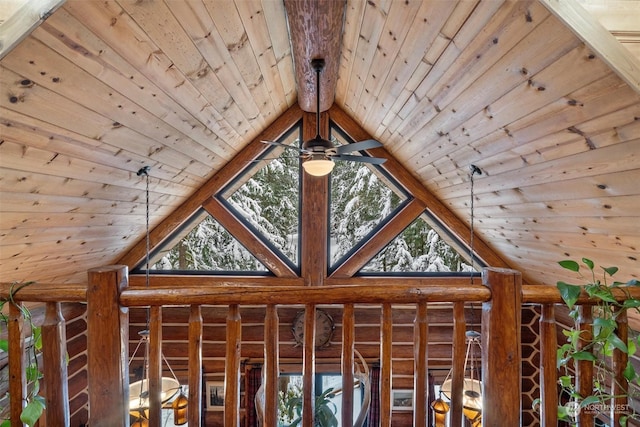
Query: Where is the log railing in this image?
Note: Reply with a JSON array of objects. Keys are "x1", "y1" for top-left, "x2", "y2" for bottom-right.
[{"x1": 3, "y1": 265, "x2": 640, "y2": 426}]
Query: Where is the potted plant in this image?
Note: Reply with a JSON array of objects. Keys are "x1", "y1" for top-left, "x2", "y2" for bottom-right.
[
  {"x1": 278, "y1": 382, "x2": 338, "y2": 427},
  {"x1": 554, "y1": 258, "x2": 640, "y2": 425},
  {"x1": 0, "y1": 282, "x2": 46, "y2": 427}
]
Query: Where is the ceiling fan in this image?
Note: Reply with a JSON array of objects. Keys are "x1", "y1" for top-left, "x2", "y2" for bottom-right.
[{"x1": 262, "y1": 58, "x2": 386, "y2": 176}]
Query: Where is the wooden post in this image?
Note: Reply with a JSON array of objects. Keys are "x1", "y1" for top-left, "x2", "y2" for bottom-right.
[
  {"x1": 188, "y1": 305, "x2": 203, "y2": 427},
  {"x1": 87, "y1": 265, "x2": 129, "y2": 427},
  {"x1": 450, "y1": 301, "x2": 466, "y2": 427},
  {"x1": 576, "y1": 305, "x2": 594, "y2": 427},
  {"x1": 413, "y1": 301, "x2": 428, "y2": 427},
  {"x1": 225, "y1": 305, "x2": 242, "y2": 427},
  {"x1": 148, "y1": 306, "x2": 162, "y2": 427},
  {"x1": 342, "y1": 303, "x2": 355, "y2": 426},
  {"x1": 612, "y1": 309, "x2": 628, "y2": 425},
  {"x1": 42, "y1": 302, "x2": 70, "y2": 425},
  {"x1": 264, "y1": 305, "x2": 280, "y2": 425},
  {"x1": 380, "y1": 303, "x2": 393, "y2": 427},
  {"x1": 539, "y1": 304, "x2": 558, "y2": 427},
  {"x1": 303, "y1": 304, "x2": 316, "y2": 427},
  {"x1": 8, "y1": 302, "x2": 26, "y2": 427},
  {"x1": 481, "y1": 267, "x2": 522, "y2": 426}
]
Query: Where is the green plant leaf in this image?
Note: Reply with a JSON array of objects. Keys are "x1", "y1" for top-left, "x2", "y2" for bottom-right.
[
  {"x1": 559, "y1": 260, "x2": 580, "y2": 272},
  {"x1": 620, "y1": 415, "x2": 628, "y2": 426},
  {"x1": 571, "y1": 351, "x2": 597, "y2": 361},
  {"x1": 624, "y1": 361, "x2": 636, "y2": 382},
  {"x1": 580, "y1": 395, "x2": 600, "y2": 408},
  {"x1": 603, "y1": 266, "x2": 618, "y2": 277},
  {"x1": 593, "y1": 316, "x2": 616, "y2": 330},
  {"x1": 558, "y1": 281, "x2": 582, "y2": 309},
  {"x1": 557, "y1": 405, "x2": 572, "y2": 421},
  {"x1": 26, "y1": 365, "x2": 40, "y2": 382},
  {"x1": 1, "y1": 420, "x2": 10, "y2": 427},
  {"x1": 628, "y1": 339, "x2": 636, "y2": 356},
  {"x1": 582, "y1": 258, "x2": 594, "y2": 270},
  {"x1": 32, "y1": 326, "x2": 42, "y2": 351},
  {"x1": 622, "y1": 299, "x2": 640, "y2": 309},
  {"x1": 0, "y1": 339, "x2": 7, "y2": 352},
  {"x1": 585, "y1": 284, "x2": 617, "y2": 303},
  {"x1": 20, "y1": 398, "x2": 45, "y2": 427},
  {"x1": 608, "y1": 333, "x2": 628, "y2": 353},
  {"x1": 559, "y1": 375, "x2": 573, "y2": 387}
]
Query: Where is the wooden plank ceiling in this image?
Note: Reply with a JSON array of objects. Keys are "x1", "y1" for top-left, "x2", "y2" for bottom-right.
[{"x1": 1, "y1": 0, "x2": 639, "y2": 289}]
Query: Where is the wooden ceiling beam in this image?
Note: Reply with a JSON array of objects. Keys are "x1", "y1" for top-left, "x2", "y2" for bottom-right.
[
  {"x1": 540, "y1": 0, "x2": 640, "y2": 94},
  {"x1": 300, "y1": 110, "x2": 329, "y2": 285},
  {"x1": 284, "y1": 0, "x2": 346, "y2": 112}
]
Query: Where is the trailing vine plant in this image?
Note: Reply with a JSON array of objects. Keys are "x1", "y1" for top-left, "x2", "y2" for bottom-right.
[
  {"x1": 555, "y1": 258, "x2": 640, "y2": 426},
  {"x1": 0, "y1": 282, "x2": 46, "y2": 427}
]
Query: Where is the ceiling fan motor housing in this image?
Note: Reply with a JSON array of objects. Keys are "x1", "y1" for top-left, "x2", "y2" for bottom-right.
[{"x1": 302, "y1": 135, "x2": 335, "y2": 155}]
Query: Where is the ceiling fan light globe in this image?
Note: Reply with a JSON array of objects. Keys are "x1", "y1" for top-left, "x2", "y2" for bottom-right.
[{"x1": 302, "y1": 158, "x2": 334, "y2": 176}]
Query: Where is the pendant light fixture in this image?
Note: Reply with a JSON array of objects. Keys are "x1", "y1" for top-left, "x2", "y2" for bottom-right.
[
  {"x1": 438, "y1": 331, "x2": 483, "y2": 426},
  {"x1": 129, "y1": 166, "x2": 187, "y2": 425},
  {"x1": 431, "y1": 165, "x2": 483, "y2": 426},
  {"x1": 172, "y1": 386, "x2": 188, "y2": 424},
  {"x1": 301, "y1": 58, "x2": 335, "y2": 176}
]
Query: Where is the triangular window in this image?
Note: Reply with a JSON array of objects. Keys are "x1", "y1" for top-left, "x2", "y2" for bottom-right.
[
  {"x1": 329, "y1": 124, "x2": 409, "y2": 267},
  {"x1": 144, "y1": 209, "x2": 268, "y2": 273},
  {"x1": 361, "y1": 212, "x2": 481, "y2": 274},
  {"x1": 218, "y1": 124, "x2": 301, "y2": 268}
]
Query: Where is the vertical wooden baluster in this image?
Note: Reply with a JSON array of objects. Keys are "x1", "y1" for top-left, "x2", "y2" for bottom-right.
[
  {"x1": 576, "y1": 305, "x2": 594, "y2": 427},
  {"x1": 264, "y1": 305, "x2": 280, "y2": 426},
  {"x1": 482, "y1": 267, "x2": 522, "y2": 426},
  {"x1": 87, "y1": 265, "x2": 129, "y2": 427},
  {"x1": 188, "y1": 305, "x2": 203, "y2": 427},
  {"x1": 342, "y1": 303, "x2": 355, "y2": 426},
  {"x1": 380, "y1": 303, "x2": 393, "y2": 427},
  {"x1": 8, "y1": 301, "x2": 26, "y2": 427},
  {"x1": 450, "y1": 301, "x2": 466, "y2": 427},
  {"x1": 540, "y1": 304, "x2": 558, "y2": 427},
  {"x1": 225, "y1": 304, "x2": 242, "y2": 427},
  {"x1": 612, "y1": 308, "x2": 628, "y2": 425},
  {"x1": 303, "y1": 304, "x2": 316, "y2": 427},
  {"x1": 148, "y1": 306, "x2": 162, "y2": 427},
  {"x1": 413, "y1": 301, "x2": 428, "y2": 427},
  {"x1": 42, "y1": 302, "x2": 70, "y2": 425}
]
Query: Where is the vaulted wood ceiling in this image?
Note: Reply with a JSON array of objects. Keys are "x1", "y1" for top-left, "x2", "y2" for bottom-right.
[{"x1": 1, "y1": 0, "x2": 639, "y2": 288}]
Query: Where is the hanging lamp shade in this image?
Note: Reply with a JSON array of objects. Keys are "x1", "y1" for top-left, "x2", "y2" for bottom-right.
[
  {"x1": 439, "y1": 329, "x2": 483, "y2": 421},
  {"x1": 302, "y1": 156, "x2": 335, "y2": 176},
  {"x1": 172, "y1": 386, "x2": 188, "y2": 425},
  {"x1": 131, "y1": 418, "x2": 149, "y2": 427},
  {"x1": 463, "y1": 389, "x2": 482, "y2": 425},
  {"x1": 440, "y1": 378, "x2": 482, "y2": 402},
  {"x1": 430, "y1": 396, "x2": 450, "y2": 427}
]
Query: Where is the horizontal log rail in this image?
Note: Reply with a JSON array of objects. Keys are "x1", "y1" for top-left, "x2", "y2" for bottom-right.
[
  {"x1": 0, "y1": 282, "x2": 86, "y2": 302},
  {"x1": 120, "y1": 283, "x2": 492, "y2": 306},
  {"x1": 6, "y1": 280, "x2": 640, "y2": 306},
  {"x1": 4, "y1": 266, "x2": 640, "y2": 426}
]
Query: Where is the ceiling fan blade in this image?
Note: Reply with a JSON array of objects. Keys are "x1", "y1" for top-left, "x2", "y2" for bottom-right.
[
  {"x1": 334, "y1": 139, "x2": 382, "y2": 154},
  {"x1": 250, "y1": 156, "x2": 302, "y2": 163},
  {"x1": 332, "y1": 154, "x2": 387, "y2": 165},
  {"x1": 261, "y1": 140, "x2": 303, "y2": 151}
]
